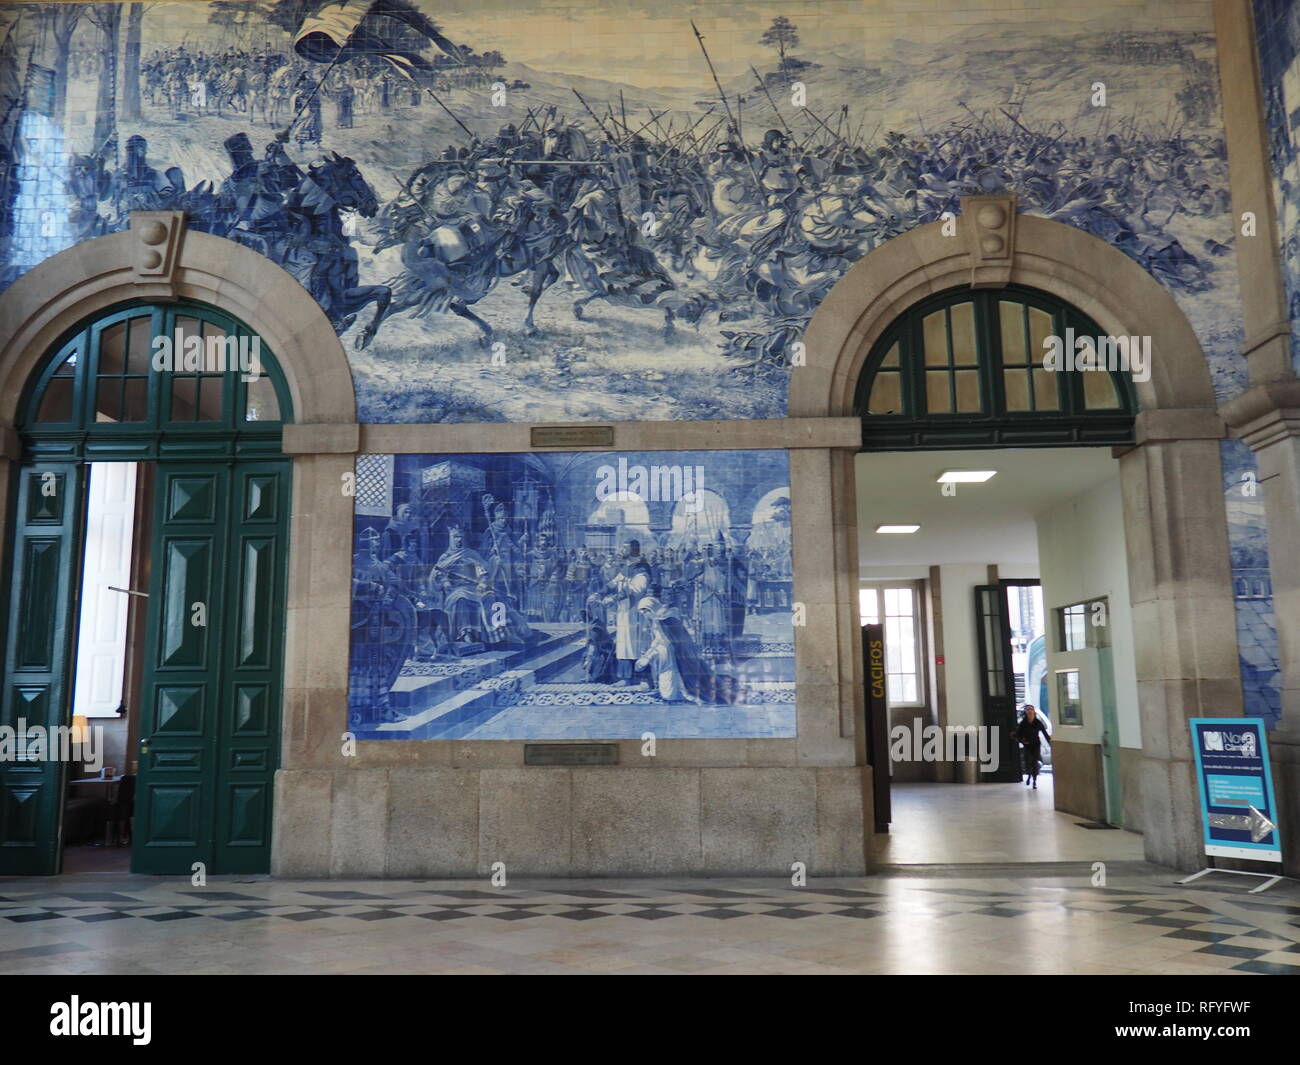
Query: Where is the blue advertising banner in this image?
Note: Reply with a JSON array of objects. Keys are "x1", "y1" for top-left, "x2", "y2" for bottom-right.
[{"x1": 1190, "y1": 718, "x2": 1282, "y2": 863}]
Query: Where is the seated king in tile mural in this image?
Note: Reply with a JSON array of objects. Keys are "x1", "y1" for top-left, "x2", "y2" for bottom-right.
[{"x1": 347, "y1": 450, "x2": 796, "y2": 740}]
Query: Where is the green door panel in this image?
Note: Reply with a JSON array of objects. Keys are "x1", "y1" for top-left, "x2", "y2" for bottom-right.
[
  {"x1": 213, "y1": 462, "x2": 288, "y2": 873},
  {"x1": 974, "y1": 584, "x2": 1021, "y2": 783},
  {"x1": 0, "y1": 463, "x2": 84, "y2": 874},
  {"x1": 133, "y1": 465, "x2": 229, "y2": 873},
  {"x1": 132, "y1": 460, "x2": 288, "y2": 874}
]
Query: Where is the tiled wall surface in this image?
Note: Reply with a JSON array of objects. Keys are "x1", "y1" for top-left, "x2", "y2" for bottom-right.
[
  {"x1": 1253, "y1": 0, "x2": 1300, "y2": 367},
  {"x1": 0, "y1": 1, "x2": 1249, "y2": 420},
  {"x1": 0, "y1": 1, "x2": 1281, "y2": 726}
]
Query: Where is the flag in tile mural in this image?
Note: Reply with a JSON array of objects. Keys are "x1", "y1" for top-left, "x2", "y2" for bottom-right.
[{"x1": 293, "y1": 0, "x2": 462, "y2": 78}]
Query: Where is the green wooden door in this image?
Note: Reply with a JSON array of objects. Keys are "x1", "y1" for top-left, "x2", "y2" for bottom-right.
[
  {"x1": 214, "y1": 461, "x2": 290, "y2": 873},
  {"x1": 0, "y1": 464, "x2": 84, "y2": 874},
  {"x1": 974, "y1": 584, "x2": 1021, "y2": 783},
  {"x1": 132, "y1": 460, "x2": 288, "y2": 874}
]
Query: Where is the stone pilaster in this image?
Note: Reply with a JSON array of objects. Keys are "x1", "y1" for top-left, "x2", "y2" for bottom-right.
[{"x1": 1223, "y1": 382, "x2": 1300, "y2": 875}]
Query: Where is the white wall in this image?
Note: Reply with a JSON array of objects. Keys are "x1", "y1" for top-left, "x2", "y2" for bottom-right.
[
  {"x1": 936, "y1": 563, "x2": 992, "y2": 728},
  {"x1": 1035, "y1": 470, "x2": 1142, "y2": 749},
  {"x1": 72, "y1": 462, "x2": 137, "y2": 719}
]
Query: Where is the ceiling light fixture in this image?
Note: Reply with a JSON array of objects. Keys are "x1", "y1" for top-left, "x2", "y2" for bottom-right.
[
  {"x1": 936, "y1": 469, "x2": 997, "y2": 483},
  {"x1": 875, "y1": 524, "x2": 920, "y2": 534}
]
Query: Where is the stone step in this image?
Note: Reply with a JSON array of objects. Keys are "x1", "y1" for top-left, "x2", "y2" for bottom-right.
[{"x1": 359, "y1": 627, "x2": 587, "y2": 739}]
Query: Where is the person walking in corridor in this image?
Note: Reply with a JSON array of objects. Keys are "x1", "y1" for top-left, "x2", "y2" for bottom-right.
[{"x1": 1014, "y1": 704, "x2": 1052, "y2": 789}]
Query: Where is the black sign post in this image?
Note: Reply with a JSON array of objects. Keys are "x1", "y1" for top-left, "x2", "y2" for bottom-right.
[{"x1": 862, "y1": 623, "x2": 892, "y2": 832}]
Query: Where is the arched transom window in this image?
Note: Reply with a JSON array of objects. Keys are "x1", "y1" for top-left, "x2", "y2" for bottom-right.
[
  {"x1": 20, "y1": 302, "x2": 292, "y2": 460},
  {"x1": 856, "y1": 286, "x2": 1137, "y2": 449}
]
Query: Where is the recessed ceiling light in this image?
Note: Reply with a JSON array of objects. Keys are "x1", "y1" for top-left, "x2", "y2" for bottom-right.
[
  {"x1": 875, "y1": 524, "x2": 920, "y2": 534},
  {"x1": 936, "y1": 469, "x2": 997, "y2": 483}
]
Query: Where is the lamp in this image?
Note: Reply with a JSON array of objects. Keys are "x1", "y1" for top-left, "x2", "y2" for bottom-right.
[{"x1": 70, "y1": 715, "x2": 89, "y2": 777}]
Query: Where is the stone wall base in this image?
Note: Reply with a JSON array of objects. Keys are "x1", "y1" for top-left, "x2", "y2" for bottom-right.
[
  {"x1": 272, "y1": 765, "x2": 872, "y2": 878},
  {"x1": 1051, "y1": 741, "x2": 1106, "y2": 824}
]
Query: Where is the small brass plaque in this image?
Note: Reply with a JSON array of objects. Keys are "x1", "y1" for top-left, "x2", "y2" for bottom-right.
[
  {"x1": 530, "y1": 425, "x2": 614, "y2": 448},
  {"x1": 524, "y1": 743, "x2": 618, "y2": 766}
]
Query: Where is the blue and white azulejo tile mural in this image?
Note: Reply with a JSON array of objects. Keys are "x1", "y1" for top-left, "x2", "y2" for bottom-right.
[
  {"x1": 0, "y1": 2, "x2": 1252, "y2": 421},
  {"x1": 1221, "y1": 438, "x2": 1282, "y2": 729},
  {"x1": 347, "y1": 449, "x2": 795, "y2": 739}
]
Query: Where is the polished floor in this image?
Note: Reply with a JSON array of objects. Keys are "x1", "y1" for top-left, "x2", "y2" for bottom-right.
[
  {"x1": 5, "y1": 777, "x2": 1289, "y2": 975},
  {"x1": 1, "y1": 864, "x2": 1298, "y2": 975},
  {"x1": 873, "y1": 775, "x2": 1147, "y2": 865}
]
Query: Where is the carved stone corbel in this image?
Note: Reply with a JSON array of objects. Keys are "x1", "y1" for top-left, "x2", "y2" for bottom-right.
[
  {"x1": 129, "y1": 211, "x2": 186, "y2": 297},
  {"x1": 961, "y1": 194, "x2": 1017, "y2": 288}
]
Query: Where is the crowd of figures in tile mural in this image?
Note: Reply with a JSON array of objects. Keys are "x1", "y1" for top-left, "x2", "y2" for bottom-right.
[
  {"x1": 0, "y1": 1, "x2": 1257, "y2": 419},
  {"x1": 0, "y1": 0, "x2": 1284, "y2": 726},
  {"x1": 347, "y1": 450, "x2": 794, "y2": 739}
]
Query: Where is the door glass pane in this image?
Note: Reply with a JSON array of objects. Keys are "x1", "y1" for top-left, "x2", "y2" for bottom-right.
[
  {"x1": 1032, "y1": 369, "x2": 1060, "y2": 411},
  {"x1": 121, "y1": 378, "x2": 148, "y2": 422},
  {"x1": 195, "y1": 377, "x2": 224, "y2": 422},
  {"x1": 126, "y1": 316, "x2": 153, "y2": 374},
  {"x1": 880, "y1": 342, "x2": 899, "y2": 368},
  {"x1": 171, "y1": 376, "x2": 197, "y2": 420},
  {"x1": 244, "y1": 375, "x2": 281, "y2": 422},
  {"x1": 175, "y1": 316, "x2": 202, "y2": 359},
  {"x1": 37, "y1": 378, "x2": 74, "y2": 422},
  {"x1": 926, "y1": 371, "x2": 951, "y2": 413},
  {"x1": 202, "y1": 323, "x2": 227, "y2": 371},
  {"x1": 98, "y1": 322, "x2": 127, "y2": 375},
  {"x1": 1004, "y1": 369, "x2": 1030, "y2": 411},
  {"x1": 999, "y1": 301, "x2": 1027, "y2": 363},
  {"x1": 1028, "y1": 307, "x2": 1054, "y2": 363},
  {"x1": 1083, "y1": 370, "x2": 1122, "y2": 409},
  {"x1": 922, "y1": 311, "x2": 949, "y2": 366},
  {"x1": 948, "y1": 302, "x2": 976, "y2": 364},
  {"x1": 955, "y1": 370, "x2": 981, "y2": 412},
  {"x1": 95, "y1": 378, "x2": 123, "y2": 422},
  {"x1": 867, "y1": 371, "x2": 901, "y2": 415},
  {"x1": 885, "y1": 616, "x2": 904, "y2": 649},
  {"x1": 988, "y1": 669, "x2": 1005, "y2": 696}
]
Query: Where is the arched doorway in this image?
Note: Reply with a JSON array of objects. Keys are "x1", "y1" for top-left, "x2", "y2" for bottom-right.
[
  {"x1": 1, "y1": 301, "x2": 293, "y2": 875},
  {"x1": 796, "y1": 199, "x2": 1241, "y2": 871},
  {"x1": 0, "y1": 214, "x2": 358, "y2": 875},
  {"x1": 856, "y1": 285, "x2": 1138, "y2": 824}
]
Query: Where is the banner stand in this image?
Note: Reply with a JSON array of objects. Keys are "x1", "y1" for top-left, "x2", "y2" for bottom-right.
[
  {"x1": 1184, "y1": 716, "x2": 1287, "y2": 894},
  {"x1": 1176, "y1": 866, "x2": 1285, "y2": 895}
]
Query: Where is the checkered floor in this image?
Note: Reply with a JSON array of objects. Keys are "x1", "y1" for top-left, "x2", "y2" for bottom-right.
[{"x1": 1, "y1": 864, "x2": 1297, "y2": 974}]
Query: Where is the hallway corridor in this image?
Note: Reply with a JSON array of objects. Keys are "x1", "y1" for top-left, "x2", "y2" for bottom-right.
[{"x1": 872, "y1": 778, "x2": 1146, "y2": 866}]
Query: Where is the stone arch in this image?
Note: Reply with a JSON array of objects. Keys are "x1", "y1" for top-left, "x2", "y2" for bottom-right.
[
  {"x1": 0, "y1": 212, "x2": 356, "y2": 429},
  {"x1": 0, "y1": 213, "x2": 359, "y2": 876},
  {"x1": 790, "y1": 201, "x2": 1238, "y2": 872},
  {"x1": 794, "y1": 209, "x2": 1216, "y2": 418}
]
